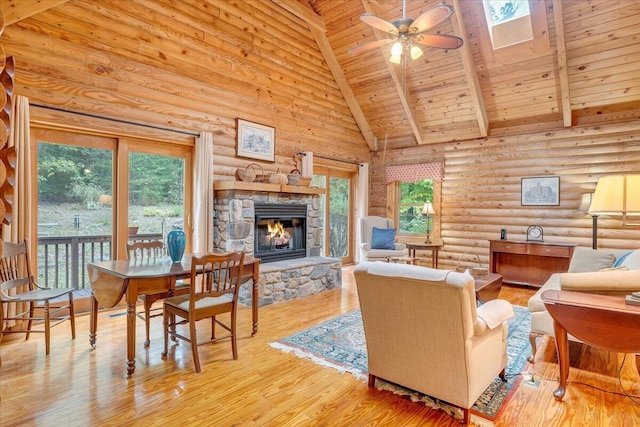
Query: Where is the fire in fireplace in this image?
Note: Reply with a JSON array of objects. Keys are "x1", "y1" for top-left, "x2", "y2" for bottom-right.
[{"x1": 254, "y1": 203, "x2": 307, "y2": 263}]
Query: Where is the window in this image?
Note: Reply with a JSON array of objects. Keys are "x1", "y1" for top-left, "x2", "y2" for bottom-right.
[
  {"x1": 33, "y1": 128, "x2": 193, "y2": 293},
  {"x1": 482, "y1": 0, "x2": 532, "y2": 49},
  {"x1": 472, "y1": 0, "x2": 550, "y2": 65},
  {"x1": 399, "y1": 179, "x2": 433, "y2": 234}
]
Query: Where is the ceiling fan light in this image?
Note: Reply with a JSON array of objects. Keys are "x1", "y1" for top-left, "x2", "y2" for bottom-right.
[
  {"x1": 410, "y1": 45, "x2": 423, "y2": 60},
  {"x1": 391, "y1": 41, "x2": 403, "y2": 56},
  {"x1": 389, "y1": 53, "x2": 402, "y2": 64}
]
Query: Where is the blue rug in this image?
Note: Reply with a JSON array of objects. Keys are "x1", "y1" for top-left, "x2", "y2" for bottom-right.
[{"x1": 271, "y1": 305, "x2": 531, "y2": 422}]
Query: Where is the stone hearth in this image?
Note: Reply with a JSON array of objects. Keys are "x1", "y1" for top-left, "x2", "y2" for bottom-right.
[{"x1": 213, "y1": 181, "x2": 342, "y2": 306}]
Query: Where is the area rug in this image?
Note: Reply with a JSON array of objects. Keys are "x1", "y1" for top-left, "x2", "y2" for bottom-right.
[{"x1": 270, "y1": 305, "x2": 531, "y2": 425}]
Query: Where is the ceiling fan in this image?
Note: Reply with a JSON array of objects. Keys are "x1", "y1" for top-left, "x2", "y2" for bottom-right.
[{"x1": 348, "y1": 1, "x2": 463, "y2": 63}]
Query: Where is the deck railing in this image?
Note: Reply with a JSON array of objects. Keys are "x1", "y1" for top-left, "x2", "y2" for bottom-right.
[{"x1": 36, "y1": 233, "x2": 163, "y2": 290}]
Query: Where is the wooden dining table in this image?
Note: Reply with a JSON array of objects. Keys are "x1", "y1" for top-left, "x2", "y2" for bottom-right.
[{"x1": 87, "y1": 255, "x2": 260, "y2": 377}]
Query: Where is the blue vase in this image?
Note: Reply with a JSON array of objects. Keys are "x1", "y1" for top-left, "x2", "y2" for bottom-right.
[{"x1": 167, "y1": 229, "x2": 186, "y2": 263}]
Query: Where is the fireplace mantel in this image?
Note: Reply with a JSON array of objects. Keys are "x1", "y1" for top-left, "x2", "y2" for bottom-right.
[{"x1": 213, "y1": 180, "x2": 324, "y2": 195}]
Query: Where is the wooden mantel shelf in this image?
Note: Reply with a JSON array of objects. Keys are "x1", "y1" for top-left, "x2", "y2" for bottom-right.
[{"x1": 213, "y1": 180, "x2": 324, "y2": 195}]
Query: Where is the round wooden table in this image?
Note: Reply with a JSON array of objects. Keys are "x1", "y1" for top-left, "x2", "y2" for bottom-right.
[{"x1": 398, "y1": 239, "x2": 443, "y2": 268}]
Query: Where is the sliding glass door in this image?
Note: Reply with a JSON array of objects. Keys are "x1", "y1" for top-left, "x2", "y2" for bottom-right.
[{"x1": 32, "y1": 129, "x2": 192, "y2": 293}]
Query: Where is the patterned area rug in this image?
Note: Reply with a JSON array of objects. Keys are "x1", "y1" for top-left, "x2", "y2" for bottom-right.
[{"x1": 270, "y1": 305, "x2": 531, "y2": 425}]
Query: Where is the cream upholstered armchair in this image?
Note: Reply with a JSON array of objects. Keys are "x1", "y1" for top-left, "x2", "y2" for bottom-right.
[
  {"x1": 359, "y1": 216, "x2": 406, "y2": 261},
  {"x1": 354, "y1": 262, "x2": 514, "y2": 425}
]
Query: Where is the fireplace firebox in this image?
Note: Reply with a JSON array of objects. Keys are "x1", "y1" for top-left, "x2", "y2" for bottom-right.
[{"x1": 254, "y1": 203, "x2": 307, "y2": 263}]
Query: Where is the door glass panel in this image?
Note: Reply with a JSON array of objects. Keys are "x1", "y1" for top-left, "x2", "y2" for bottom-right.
[
  {"x1": 128, "y1": 152, "x2": 184, "y2": 245},
  {"x1": 37, "y1": 142, "x2": 113, "y2": 290},
  {"x1": 329, "y1": 176, "x2": 349, "y2": 258}
]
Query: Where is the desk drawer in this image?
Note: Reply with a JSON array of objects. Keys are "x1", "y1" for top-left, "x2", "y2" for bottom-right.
[
  {"x1": 528, "y1": 244, "x2": 572, "y2": 258},
  {"x1": 491, "y1": 241, "x2": 527, "y2": 254}
]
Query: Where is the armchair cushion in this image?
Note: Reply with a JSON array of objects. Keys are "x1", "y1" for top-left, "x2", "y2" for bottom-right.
[
  {"x1": 476, "y1": 299, "x2": 514, "y2": 331},
  {"x1": 371, "y1": 227, "x2": 396, "y2": 250},
  {"x1": 619, "y1": 249, "x2": 640, "y2": 270},
  {"x1": 567, "y1": 247, "x2": 615, "y2": 272}
]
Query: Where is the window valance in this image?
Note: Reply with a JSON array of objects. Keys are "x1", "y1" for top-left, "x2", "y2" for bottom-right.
[{"x1": 385, "y1": 162, "x2": 443, "y2": 183}]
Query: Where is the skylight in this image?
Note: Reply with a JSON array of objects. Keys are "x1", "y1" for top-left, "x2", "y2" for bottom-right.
[{"x1": 482, "y1": 0, "x2": 533, "y2": 49}]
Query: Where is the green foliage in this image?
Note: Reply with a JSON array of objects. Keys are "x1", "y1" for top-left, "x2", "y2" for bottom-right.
[
  {"x1": 399, "y1": 179, "x2": 433, "y2": 233},
  {"x1": 38, "y1": 143, "x2": 113, "y2": 204},
  {"x1": 142, "y1": 206, "x2": 182, "y2": 217},
  {"x1": 329, "y1": 177, "x2": 349, "y2": 257},
  {"x1": 71, "y1": 182, "x2": 106, "y2": 209}
]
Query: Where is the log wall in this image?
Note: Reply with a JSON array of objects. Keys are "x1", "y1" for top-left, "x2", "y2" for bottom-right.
[{"x1": 371, "y1": 122, "x2": 640, "y2": 270}]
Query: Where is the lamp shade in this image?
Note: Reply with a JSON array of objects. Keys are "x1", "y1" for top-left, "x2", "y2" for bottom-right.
[
  {"x1": 588, "y1": 175, "x2": 640, "y2": 217},
  {"x1": 422, "y1": 202, "x2": 434, "y2": 215}
]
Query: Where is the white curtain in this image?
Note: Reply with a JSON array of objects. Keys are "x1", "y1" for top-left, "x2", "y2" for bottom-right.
[
  {"x1": 355, "y1": 162, "x2": 369, "y2": 263},
  {"x1": 1, "y1": 95, "x2": 32, "y2": 329},
  {"x1": 192, "y1": 132, "x2": 214, "y2": 253}
]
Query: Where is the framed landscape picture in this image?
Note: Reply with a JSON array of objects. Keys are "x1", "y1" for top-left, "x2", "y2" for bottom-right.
[
  {"x1": 236, "y1": 118, "x2": 275, "y2": 162},
  {"x1": 521, "y1": 176, "x2": 560, "y2": 206}
]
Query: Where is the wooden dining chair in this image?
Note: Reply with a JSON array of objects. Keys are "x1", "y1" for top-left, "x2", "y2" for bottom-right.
[
  {"x1": 126, "y1": 240, "x2": 190, "y2": 347},
  {"x1": 0, "y1": 239, "x2": 76, "y2": 355},
  {"x1": 161, "y1": 251, "x2": 245, "y2": 373}
]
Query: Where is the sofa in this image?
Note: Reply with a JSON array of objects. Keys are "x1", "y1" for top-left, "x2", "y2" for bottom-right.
[
  {"x1": 354, "y1": 261, "x2": 514, "y2": 425},
  {"x1": 527, "y1": 247, "x2": 640, "y2": 362}
]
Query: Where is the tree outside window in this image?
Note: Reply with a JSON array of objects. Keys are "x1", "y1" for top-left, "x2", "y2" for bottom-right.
[{"x1": 399, "y1": 179, "x2": 433, "y2": 234}]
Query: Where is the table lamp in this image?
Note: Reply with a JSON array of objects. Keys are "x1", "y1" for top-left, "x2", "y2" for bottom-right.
[
  {"x1": 422, "y1": 202, "x2": 434, "y2": 243},
  {"x1": 588, "y1": 175, "x2": 640, "y2": 247}
]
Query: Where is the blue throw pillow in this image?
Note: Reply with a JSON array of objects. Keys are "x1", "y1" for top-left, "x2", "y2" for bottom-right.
[{"x1": 371, "y1": 227, "x2": 396, "y2": 250}]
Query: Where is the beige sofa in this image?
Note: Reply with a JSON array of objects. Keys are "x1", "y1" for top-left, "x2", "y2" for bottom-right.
[
  {"x1": 527, "y1": 247, "x2": 640, "y2": 362},
  {"x1": 354, "y1": 261, "x2": 514, "y2": 425}
]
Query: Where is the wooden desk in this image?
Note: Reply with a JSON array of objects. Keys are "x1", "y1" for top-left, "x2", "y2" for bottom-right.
[
  {"x1": 489, "y1": 240, "x2": 575, "y2": 288},
  {"x1": 397, "y1": 238, "x2": 443, "y2": 268},
  {"x1": 88, "y1": 256, "x2": 260, "y2": 377},
  {"x1": 541, "y1": 290, "x2": 640, "y2": 401}
]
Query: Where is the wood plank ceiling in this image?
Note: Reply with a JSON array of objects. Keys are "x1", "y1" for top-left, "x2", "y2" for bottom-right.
[{"x1": 2, "y1": 0, "x2": 639, "y2": 155}]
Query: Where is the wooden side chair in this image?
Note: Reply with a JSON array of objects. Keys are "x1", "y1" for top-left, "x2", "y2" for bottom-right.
[
  {"x1": 0, "y1": 239, "x2": 76, "y2": 355},
  {"x1": 126, "y1": 240, "x2": 190, "y2": 347},
  {"x1": 162, "y1": 251, "x2": 245, "y2": 373}
]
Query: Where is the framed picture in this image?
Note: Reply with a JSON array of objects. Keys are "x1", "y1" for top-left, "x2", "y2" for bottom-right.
[
  {"x1": 236, "y1": 118, "x2": 275, "y2": 162},
  {"x1": 521, "y1": 176, "x2": 560, "y2": 206}
]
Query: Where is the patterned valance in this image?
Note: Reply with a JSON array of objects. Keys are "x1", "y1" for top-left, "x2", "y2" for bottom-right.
[{"x1": 385, "y1": 162, "x2": 444, "y2": 183}]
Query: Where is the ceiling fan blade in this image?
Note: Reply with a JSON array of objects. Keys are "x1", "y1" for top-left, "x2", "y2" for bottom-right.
[
  {"x1": 415, "y1": 34, "x2": 463, "y2": 49},
  {"x1": 347, "y1": 39, "x2": 392, "y2": 54},
  {"x1": 360, "y1": 13, "x2": 398, "y2": 34},
  {"x1": 411, "y1": 4, "x2": 454, "y2": 34}
]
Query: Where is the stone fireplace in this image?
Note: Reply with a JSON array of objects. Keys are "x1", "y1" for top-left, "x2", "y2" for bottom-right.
[
  {"x1": 212, "y1": 181, "x2": 341, "y2": 307},
  {"x1": 212, "y1": 183, "x2": 322, "y2": 260}
]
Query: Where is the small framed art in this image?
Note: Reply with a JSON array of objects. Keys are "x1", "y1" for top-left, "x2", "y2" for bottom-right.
[
  {"x1": 236, "y1": 118, "x2": 275, "y2": 162},
  {"x1": 521, "y1": 176, "x2": 560, "y2": 206}
]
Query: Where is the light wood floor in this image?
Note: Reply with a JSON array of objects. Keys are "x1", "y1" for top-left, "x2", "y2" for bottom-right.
[{"x1": 1, "y1": 266, "x2": 639, "y2": 426}]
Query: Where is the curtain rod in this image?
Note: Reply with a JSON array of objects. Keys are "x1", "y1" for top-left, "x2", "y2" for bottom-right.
[
  {"x1": 297, "y1": 152, "x2": 363, "y2": 166},
  {"x1": 31, "y1": 104, "x2": 200, "y2": 137}
]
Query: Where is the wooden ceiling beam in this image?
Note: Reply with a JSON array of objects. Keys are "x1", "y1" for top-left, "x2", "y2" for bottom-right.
[
  {"x1": 361, "y1": 0, "x2": 423, "y2": 145},
  {"x1": 552, "y1": 0, "x2": 573, "y2": 128},
  {"x1": 0, "y1": 0, "x2": 69, "y2": 26},
  {"x1": 451, "y1": 0, "x2": 489, "y2": 138},
  {"x1": 275, "y1": 0, "x2": 376, "y2": 151}
]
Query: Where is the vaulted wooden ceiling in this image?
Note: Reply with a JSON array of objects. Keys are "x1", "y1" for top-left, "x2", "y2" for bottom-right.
[{"x1": 2, "y1": 0, "x2": 639, "y2": 155}]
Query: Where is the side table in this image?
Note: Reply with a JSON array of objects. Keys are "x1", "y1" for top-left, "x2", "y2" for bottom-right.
[
  {"x1": 541, "y1": 289, "x2": 640, "y2": 401},
  {"x1": 474, "y1": 273, "x2": 503, "y2": 303},
  {"x1": 396, "y1": 238, "x2": 443, "y2": 269}
]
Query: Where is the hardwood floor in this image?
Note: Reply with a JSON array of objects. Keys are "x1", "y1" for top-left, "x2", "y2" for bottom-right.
[{"x1": 1, "y1": 265, "x2": 638, "y2": 426}]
